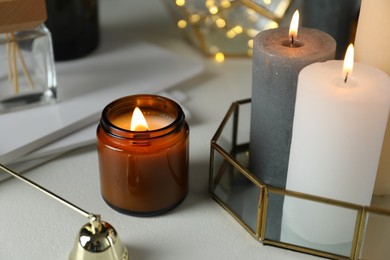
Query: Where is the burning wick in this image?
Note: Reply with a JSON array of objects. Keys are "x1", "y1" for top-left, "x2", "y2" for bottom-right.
[
  {"x1": 289, "y1": 10, "x2": 299, "y2": 47},
  {"x1": 344, "y1": 73, "x2": 349, "y2": 83},
  {"x1": 131, "y1": 107, "x2": 149, "y2": 131},
  {"x1": 343, "y1": 43, "x2": 354, "y2": 84}
]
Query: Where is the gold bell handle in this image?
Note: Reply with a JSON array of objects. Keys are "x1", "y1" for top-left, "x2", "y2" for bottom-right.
[
  {"x1": 0, "y1": 164, "x2": 129, "y2": 259},
  {"x1": 0, "y1": 164, "x2": 91, "y2": 218}
]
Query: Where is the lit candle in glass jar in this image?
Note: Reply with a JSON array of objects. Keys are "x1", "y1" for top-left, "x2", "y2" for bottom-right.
[{"x1": 97, "y1": 95, "x2": 189, "y2": 216}]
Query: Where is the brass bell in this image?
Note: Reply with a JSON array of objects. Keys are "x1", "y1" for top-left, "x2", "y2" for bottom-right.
[{"x1": 69, "y1": 214, "x2": 128, "y2": 260}]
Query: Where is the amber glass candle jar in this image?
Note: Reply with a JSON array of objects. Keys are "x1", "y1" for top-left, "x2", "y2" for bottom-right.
[{"x1": 97, "y1": 95, "x2": 189, "y2": 216}]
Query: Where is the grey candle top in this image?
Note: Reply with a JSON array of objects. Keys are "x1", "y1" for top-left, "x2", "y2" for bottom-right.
[{"x1": 254, "y1": 27, "x2": 336, "y2": 62}]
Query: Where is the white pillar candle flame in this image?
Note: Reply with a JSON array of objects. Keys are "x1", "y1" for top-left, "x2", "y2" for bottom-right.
[
  {"x1": 130, "y1": 107, "x2": 148, "y2": 131},
  {"x1": 289, "y1": 10, "x2": 299, "y2": 44},
  {"x1": 343, "y1": 44, "x2": 354, "y2": 83}
]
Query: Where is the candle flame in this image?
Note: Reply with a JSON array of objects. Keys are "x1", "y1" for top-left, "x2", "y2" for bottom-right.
[
  {"x1": 130, "y1": 107, "x2": 148, "y2": 131},
  {"x1": 343, "y1": 44, "x2": 354, "y2": 83},
  {"x1": 289, "y1": 10, "x2": 299, "y2": 43}
]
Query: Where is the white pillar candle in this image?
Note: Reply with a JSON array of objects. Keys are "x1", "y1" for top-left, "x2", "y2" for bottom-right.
[
  {"x1": 282, "y1": 48, "x2": 390, "y2": 255},
  {"x1": 355, "y1": 0, "x2": 390, "y2": 195}
]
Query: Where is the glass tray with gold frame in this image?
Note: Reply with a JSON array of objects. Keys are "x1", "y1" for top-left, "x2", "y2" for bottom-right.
[{"x1": 209, "y1": 99, "x2": 390, "y2": 260}]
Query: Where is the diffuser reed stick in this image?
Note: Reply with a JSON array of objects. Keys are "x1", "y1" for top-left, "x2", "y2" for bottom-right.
[{"x1": 5, "y1": 32, "x2": 36, "y2": 95}]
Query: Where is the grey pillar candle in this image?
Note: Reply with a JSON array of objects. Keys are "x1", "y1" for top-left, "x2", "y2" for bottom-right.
[{"x1": 250, "y1": 27, "x2": 336, "y2": 240}]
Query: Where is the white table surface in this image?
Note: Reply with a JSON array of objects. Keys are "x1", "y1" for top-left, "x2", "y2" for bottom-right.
[{"x1": 0, "y1": 1, "x2": 322, "y2": 259}]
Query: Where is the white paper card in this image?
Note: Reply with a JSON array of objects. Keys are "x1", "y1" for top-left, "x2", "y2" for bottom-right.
[{"x1": 0, "y1": 41, "x2": 203, "y2": 164}]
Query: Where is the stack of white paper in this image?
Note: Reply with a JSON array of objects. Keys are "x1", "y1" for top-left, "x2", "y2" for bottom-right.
[{"x1": 0, "y1": 41, "x2": 203, "y2": 178}]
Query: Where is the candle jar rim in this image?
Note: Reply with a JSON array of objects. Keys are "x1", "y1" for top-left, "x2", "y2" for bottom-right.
[{"x1": 100, "y1": 94, "x2": 185, "y2": 140}]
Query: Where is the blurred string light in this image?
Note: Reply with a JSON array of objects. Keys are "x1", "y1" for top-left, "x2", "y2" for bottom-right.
[
  {"x1": 165, "y1": 0, "x2": 293, "y2": 62},
  {"x1": 215, "y1": 52, "x2": 225, "y2": 63}
]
